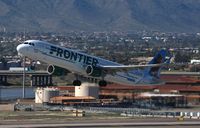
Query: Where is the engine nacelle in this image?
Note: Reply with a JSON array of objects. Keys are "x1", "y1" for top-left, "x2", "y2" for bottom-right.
[
  {"x1": 47, "y1": 65, "x2": 70, "y2": 76},
  {"x1": 47, "y1": 65, "x2": 55, "y2": 75},
  {"x1": 86, "y1": 65, "x2": 102, "y2": 77}
]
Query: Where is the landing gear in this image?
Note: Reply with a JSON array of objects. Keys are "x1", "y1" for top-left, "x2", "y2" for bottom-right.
[
  {"x1": 99, "y1": 80, "x2": 107, "y2": 87},
  {"x1": 73, "y1": 80, "x2": 81, "y2": 86}
]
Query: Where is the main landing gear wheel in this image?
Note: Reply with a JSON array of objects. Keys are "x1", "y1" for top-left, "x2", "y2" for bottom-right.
[
  {"x1": 73, "y1": 80, "x2": 81, "y2": 86},
  {"x1": 99, "y1": 80, "x2": 107, "y2": 87}
]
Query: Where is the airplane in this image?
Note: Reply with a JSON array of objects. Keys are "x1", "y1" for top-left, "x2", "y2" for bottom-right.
[{"x1": 16, "y1": 40, "x2": 171, "y2": 87}]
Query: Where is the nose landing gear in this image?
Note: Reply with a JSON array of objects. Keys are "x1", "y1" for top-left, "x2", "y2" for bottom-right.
[
  {"x1": 98, "y1": 80, "x2": 107, "y2": 87},
  {"x1": 73, "y1": 80, "x2": 81, "y2": 86}
]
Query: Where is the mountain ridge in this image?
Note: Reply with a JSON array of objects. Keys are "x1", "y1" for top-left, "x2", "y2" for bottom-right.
[{"x1": 0, "y1": 0, "x2": 199, "y2": 32}]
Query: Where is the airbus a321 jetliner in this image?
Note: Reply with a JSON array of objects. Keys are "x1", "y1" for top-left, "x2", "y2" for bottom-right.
[{"x1": 16, "y1": 40, "x2": 170, "y2": 86}]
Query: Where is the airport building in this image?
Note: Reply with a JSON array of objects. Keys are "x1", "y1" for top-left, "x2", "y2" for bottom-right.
[
  {"x1": 44, "y1": 73, "x2": 200, "y2": 108},
  {"x1": 1, "y1": 69, "x2": 200, "y2": 109}
]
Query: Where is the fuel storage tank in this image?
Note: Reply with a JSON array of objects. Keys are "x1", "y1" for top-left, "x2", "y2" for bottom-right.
[{"x1": 75, "y1": 82, "x2": 99, "y2": 99}]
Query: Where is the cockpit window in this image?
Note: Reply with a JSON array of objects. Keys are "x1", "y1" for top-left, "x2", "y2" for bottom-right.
[{"x1": 23, "y1": 42, "x2": 34, "y2": 46}]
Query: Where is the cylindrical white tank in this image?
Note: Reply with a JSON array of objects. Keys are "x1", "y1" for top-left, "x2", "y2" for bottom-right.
[
  {"x1": 35, "y1": 87, "x2": 59, "y2": 103},
  {"x1": 75, "y1": 82, "x2": 99, "y2": 99},
  {"x1": 35, "y1": 88, "x2": 43, "y2": 103}
]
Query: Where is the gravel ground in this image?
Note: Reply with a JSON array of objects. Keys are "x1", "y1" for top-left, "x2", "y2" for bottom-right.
[{"x1": 0, "y1": 110, "x2": 197, "y2": 125}]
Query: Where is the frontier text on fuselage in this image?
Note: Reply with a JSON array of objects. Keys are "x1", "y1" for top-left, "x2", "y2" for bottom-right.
[{"x1": 49, "y1": 46, "x2": 99, "y2": 66}]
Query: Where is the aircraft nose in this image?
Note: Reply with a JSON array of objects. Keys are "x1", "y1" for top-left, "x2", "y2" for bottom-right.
[
  {"x1": 16, "y1": 44, "x2": 26, "y2": 55},
  {"x1": 16, "y1": 44, "x2": 22, "y2": 53}
]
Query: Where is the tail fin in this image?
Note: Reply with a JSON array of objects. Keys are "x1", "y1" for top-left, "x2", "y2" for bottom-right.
[{"x1": 146, "y1": 49, "x2": 170, "y2": 78}]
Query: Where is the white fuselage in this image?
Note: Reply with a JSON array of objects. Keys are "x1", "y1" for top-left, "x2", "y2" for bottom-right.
[{"x1": 17, "y1": 40, "x2": 159, "y2": 85}]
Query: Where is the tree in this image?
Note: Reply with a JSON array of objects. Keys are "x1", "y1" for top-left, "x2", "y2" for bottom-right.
[{"x1": 174, "y1": 52, "x2": 191, "y2": 63}]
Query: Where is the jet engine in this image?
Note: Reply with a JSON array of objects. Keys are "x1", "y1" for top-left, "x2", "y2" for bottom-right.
[
  {"x1": 47, "y1": 65, "x2": 55, "y2": 75},
  {"x1": 47, "y1": 65, "x2": 70, "y2": 76},
  {"x1": 86, "y1": 65, "x2": 102, "y2": 77}
]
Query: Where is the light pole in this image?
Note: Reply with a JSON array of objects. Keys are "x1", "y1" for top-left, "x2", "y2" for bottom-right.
[
  {"x1": 0, "y1": 85, "x2": 1, "y2": 104},
  {"x1": 22, "y1": 57, "x2": 26, "y2": 99}
]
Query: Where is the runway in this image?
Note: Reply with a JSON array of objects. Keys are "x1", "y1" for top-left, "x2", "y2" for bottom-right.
[{"x1": 1, "y1": 121, "x2": 200, "y2": 128}]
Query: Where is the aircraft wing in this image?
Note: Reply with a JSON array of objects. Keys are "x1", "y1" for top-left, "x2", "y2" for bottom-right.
[{"x1": 100, "y1": 63, "x2": 164, "y2": 73}]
